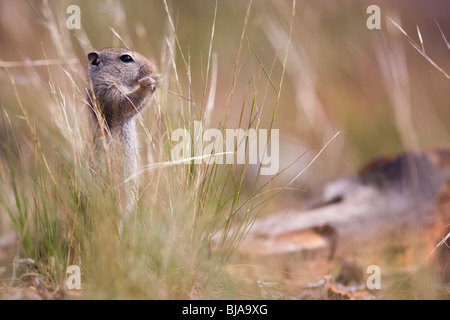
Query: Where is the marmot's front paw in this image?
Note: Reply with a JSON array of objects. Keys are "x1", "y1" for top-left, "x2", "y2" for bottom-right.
[{"x1": 138, "y1": 76, "x2": 156, "y2": 91}]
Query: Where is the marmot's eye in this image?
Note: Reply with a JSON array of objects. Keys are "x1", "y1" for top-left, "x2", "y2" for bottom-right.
[{"x1": 120, "y1": 55, "x2": 134, "y2": 63}]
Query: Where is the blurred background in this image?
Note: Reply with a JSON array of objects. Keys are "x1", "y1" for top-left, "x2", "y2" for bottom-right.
[{"x1": 1, "y1": 0, "x2": 449, "y2": 191}]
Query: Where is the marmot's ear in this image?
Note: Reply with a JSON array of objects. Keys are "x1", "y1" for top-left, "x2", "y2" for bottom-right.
[{"x1": 88, "y1": 52, "x2": 100, "y2": 66}]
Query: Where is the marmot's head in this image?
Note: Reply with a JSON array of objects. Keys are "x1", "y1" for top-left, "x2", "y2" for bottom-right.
[
  {"x1": 87, "y1": 47, "x2": 156, "y2": 93},
  {"x1": 86, "y1": 48, "x2": 159, "y2": 127}
]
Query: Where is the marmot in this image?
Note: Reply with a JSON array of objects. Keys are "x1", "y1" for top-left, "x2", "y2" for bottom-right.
[{"x1": 86, "y1": 47, "x2": 158, "y2": 214}]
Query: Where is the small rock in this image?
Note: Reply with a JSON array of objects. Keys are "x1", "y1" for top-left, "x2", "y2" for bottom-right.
[{"x1": 335, "y1": 260, "x2": 364, "y2": 287}]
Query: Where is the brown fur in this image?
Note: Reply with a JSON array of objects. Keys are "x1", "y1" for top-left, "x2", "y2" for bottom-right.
[{"x1": 86, "y1": 47, "x2": 157, "y2": 215}]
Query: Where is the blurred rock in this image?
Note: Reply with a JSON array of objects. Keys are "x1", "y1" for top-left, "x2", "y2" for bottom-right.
[
  {"x1": 296, "y1": 277, "x2": 329, "y2": 300},
  {"x1": 0, "y1": 257, "x2": 64, "y2": 300},
  {"x1": 335, "y1": 260, "x2": 364, "y2": 287},
  {"x1": 234, "y1": 147, "x2": 450, "y2": 294},
  {"x1": 245, "y1": 147, "x2": 450, "y2": 240},
  {"x1": 0, "y1": 232, "x2": 18, "y2": 266}
]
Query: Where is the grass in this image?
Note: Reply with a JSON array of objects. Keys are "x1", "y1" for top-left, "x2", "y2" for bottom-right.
[{"x1": 0, "y1": 0, "x2": 304, "y2": 299}]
